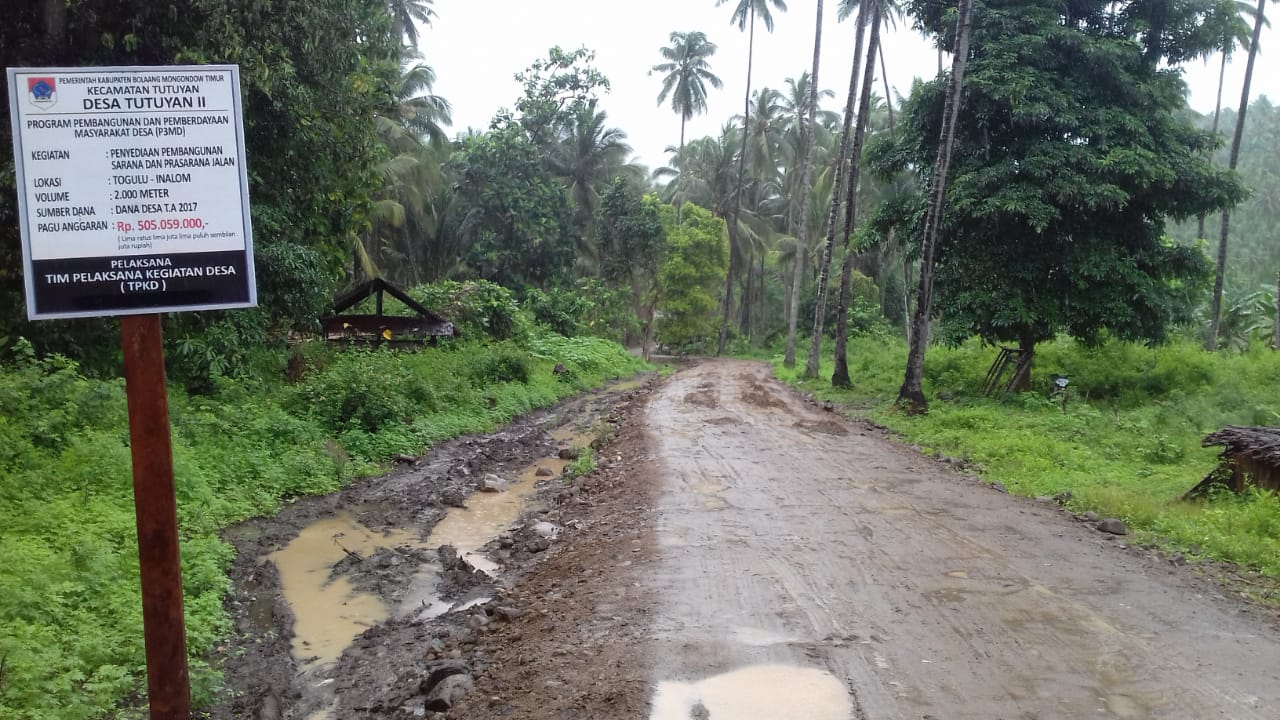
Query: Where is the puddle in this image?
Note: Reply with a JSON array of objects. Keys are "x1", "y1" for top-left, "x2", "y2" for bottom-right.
[
  {"x1": 424, "y1": 458, "x2": 568, "y2": 574},
  {"x1": 270, "y1": 418, "x2": 590, "y2": 684},
  {"x1": 266, "y1": 512, "x2": 426, "y2": 669},
  {"x1": 650, "y1": 664, "x2": 851, "y2": 720},
  {"x1": 549, "y1": 426, "x2": 594, "y2": 447}
]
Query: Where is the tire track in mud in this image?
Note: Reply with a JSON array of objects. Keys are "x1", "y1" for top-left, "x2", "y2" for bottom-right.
[{"x1": 644, "y1": 359, "x2": 1280, "y2": 719}]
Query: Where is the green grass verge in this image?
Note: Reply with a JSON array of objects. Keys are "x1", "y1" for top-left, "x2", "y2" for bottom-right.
[
  {"x1": 772, "y1": 336, "x2": 1280, "y2": 581},
  {"x1": 0, "y1": 333, "x2": 646, "y2": 720}
]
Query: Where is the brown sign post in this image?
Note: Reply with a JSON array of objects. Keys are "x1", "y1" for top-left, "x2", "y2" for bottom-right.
[
  {"x1": 7, "y1": 65, "x2": 255, "y2": 718},
  {"x1": 122, "y1": 313, "x2": 190, "y2": 717}
]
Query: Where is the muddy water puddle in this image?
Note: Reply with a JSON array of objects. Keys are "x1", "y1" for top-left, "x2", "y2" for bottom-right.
[
  {"x1": 649, "y1": 664, "x2": 852, "y2": 720},
  {"x1": 267, "y1": 512, "x2": 425, "y2": 668},
  {"x1": 269, "y1": 432, "x2": 587, "y2": 674},
  {"x1": 424, "y1": 457, "x2": 569, "y2": 574}
]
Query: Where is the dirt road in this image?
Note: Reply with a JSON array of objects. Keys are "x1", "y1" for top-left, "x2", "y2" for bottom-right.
[
  {"x1": 638, "y1": 359, "x2": 1280, "y2": 719},
  {"x1": 212, "y1": 358, "x2": 1280, "y2": 719}
]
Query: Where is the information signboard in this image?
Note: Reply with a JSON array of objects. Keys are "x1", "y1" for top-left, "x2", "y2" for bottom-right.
[{"x1": 6, "y1": 65, "x2": 256, "y2": 320}]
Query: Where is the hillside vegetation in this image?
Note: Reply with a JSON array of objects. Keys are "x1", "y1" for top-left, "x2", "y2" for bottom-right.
[{"x1": 0, "y1": 295, "x2": 645, "y2": 719}]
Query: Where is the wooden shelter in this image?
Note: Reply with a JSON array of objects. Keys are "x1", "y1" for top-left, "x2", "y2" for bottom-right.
[
  {"x1": 322, "y1": 278, "x2": 454, "y2": 345},
  {"x1": 1186, "y1": 426, "x2": 1280, "y2": 497}
]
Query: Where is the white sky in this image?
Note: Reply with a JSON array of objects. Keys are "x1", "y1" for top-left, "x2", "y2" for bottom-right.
[{"x1": 423, "y1": 1, "x2": 1278, "y2": 170}]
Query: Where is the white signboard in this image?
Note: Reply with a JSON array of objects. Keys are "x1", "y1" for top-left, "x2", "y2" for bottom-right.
[{"x1": 6, "y1": 65, "x2": 256, "y2": 320}]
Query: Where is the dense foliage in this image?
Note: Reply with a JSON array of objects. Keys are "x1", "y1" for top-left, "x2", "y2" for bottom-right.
[
  {"x1": 0, "y1": 320, "x2": 645, "y2": 718},
  {"x1": 657, "y1": 204, "x2": 730, "y2": 352},
  {"x1": 873, "y1": 0, "x2": 1244, "y2": 357},
  {"x1": 1, "y1": 0, "x2": 403, "y2": 362}
]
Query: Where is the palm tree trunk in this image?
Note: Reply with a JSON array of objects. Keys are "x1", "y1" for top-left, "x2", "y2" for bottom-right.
[
  {"x1": 902, "y1": 247, "x2": 912, "y2": 344},
  {"x1": 879, "y1": 39, "x2": 894, "y2": 131},
  {"x1": 1208, "y1": 0, "x2": 1266, "y2": 351},
  {"x1": 833, "y1": 5, "x2": 883, "y2": 389},
  {"x1": 719, "y1": 6, "x2": 758, "y2": 355},
  {"x1": 785, "y1": 0, "x2": 825, "y2": 369},
  {"x1": 680, "y1": 114, "x2": 687, "y2": 151},
  {"x1": 899, "y1": 0, "x2": 976, "y2": 414},
  {"x1": 741, "y1": 247, "x2": 755, "y2": 336},
  {"x1": 1196, "y1": 49, "x2": 1229, "y2": 241},
  {"x1": 805, "y1": 5, "x2": 869, "y2": 379},
  {"x1": 1274, "y1": 271, "x2": 1280, "y2": 350}
]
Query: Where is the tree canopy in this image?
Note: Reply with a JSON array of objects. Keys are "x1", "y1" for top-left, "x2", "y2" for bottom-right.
[{"x1": 873, "y1": 0, "x2": 1246, "y2": 354}]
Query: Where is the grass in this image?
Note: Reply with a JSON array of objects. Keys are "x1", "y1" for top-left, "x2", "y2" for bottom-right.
[
  {"x1": 772, "y1": 335, "x2": 1280, "y2": 581},
  {"x1": 0, "y1": 332, "x2": 647, "y2": 720}
]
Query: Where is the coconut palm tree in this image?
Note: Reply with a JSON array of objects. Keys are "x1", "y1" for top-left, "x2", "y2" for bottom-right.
[
  {"x1": 395, "y1": 61, "x2": 452, "y2": 147},
  {"x1": 1198, "y1": 0, "x2": 1264, "y2": 241},
  {"x1": 551, "y1": 101, "x2": 643, "y2": 269},
  {"x1": 831, "y1": 4, "x2": 885, "y2": 388},
  {"x1": 804, "y1": 0, "x2": 870, "y2": 378},
  {"x1": 388, "y1": 0, "x2": 435, "y2": 48},
  {"x1": 899, "y1": 0, "x2": 977, "y2": 413},
  {"x1": 782, "y1": 0, "x2": 833, "y2": 367},
  {"x1": 653, "y1": 31, "x2": 725, "y2": 150},
  {"x1": 1208, "y1": 0, "x2": 1269, "y2": 350},
  {"x1": 716, "y1": 0, "x2": 789, "y2": 353}
]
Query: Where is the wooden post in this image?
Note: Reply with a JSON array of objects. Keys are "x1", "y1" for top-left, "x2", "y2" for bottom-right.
[{"x1": 121, "y1": 314, "x2": 191, "y2": 719}]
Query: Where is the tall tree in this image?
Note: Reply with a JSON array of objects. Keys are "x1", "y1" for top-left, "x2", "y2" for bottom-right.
[
  {"x1": 882, "y1": 0, "x2": 1243, "y2": 413},
  {"x1": 716, "y1": 0, "x2": 789, "y2": 354},
  {"x1": 785, "y1": 0, "x2": 827, "y2": 368},
  {"x1": 1208, "y1": 0, "x2": 1269, "y2": 350},
  {"x1": 1196, "y1": 0, "x2": 1259, "y2": 241},
  {"x1": 897, "y1": 0, "x2": 973, "y2": 412},
  {"x1": 653, "y1": 31, "x2": 725, "y2": 149},
  {"x1": 805, "y1": 0, "x2": 869, "y2": 378},
  {"x1": 388, "y1": 0, "x2": 435, "y2": 47},
  {"x1": 598, "y1": 180, "x2": 667, "y2": 358},
  {"x1": 831, "y1": 4, "x2": 883, "y2": 388}
]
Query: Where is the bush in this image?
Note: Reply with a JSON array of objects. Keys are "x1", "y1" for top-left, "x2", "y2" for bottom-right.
[
  {"x1": 523, "y1": 287, "x2": 590, "y2": 337},
  {"x1": 294, "y1": 348, "x2": 438, "y2": 433},
  {"x1": 412, "y1": 280, "x2": 532, "y2": 341},
  {"x1": 0, "y1": 328, "x2": 649, "y2": 719},
  {"x1": 469, "y1": 343, "x2": 532, "y2": 385}
]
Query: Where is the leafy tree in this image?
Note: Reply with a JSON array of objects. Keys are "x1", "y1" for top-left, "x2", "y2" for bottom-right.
[
  {"x1": 876, "y1": 0, "x2": 1243, "y2": 412},
  {"x1": 513, "y1": 46, "x2": 611, "y2": 148},
  {"x1": 449, "y1": 124, "x2": 577, "y2": 290},
  {"x1": 597, "y1": 180, "x2": 668, "y2": 357},
  {"x1": 653, "y1": 31, "x2": 725, "y2": 149},
  {"x1": 1, "y1": 0, "x2": 402, "y2": 370},
  {"x1": 657, "y1": 204, "x2": 730, "y2": 353}
]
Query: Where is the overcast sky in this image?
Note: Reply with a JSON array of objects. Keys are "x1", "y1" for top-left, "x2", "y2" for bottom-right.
[{"x1": 423, "y1": 1, "x2": 1277, "y2": 170}]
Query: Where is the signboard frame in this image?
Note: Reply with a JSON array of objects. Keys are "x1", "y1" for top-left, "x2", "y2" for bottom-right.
[{"x1": 6, "y1": 64, "x2": 257, "y2": 321}]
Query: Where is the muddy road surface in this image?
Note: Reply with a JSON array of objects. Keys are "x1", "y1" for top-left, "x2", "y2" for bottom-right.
[{"x1": 212, "y1": 359, "x2": 1280, "y2": 719}]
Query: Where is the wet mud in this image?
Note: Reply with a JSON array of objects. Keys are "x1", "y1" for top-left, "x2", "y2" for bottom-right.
[
  {"x1": 209, "y1": 359, "x2": 1280, "y2": 719},
  {"x1": 203, "y1": 377, "x2": 654, "y2": 719}
]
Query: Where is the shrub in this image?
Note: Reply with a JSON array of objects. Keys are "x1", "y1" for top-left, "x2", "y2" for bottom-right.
[
  {"x1": 294, "y1": 348, "x2": 438, "y2": 433},
  {"x1": 469, "y1": 343, "x2": 533, "y2": 385},
  {"x1": 412, "y1": 280, "x2": 532, "y2": 341}
]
